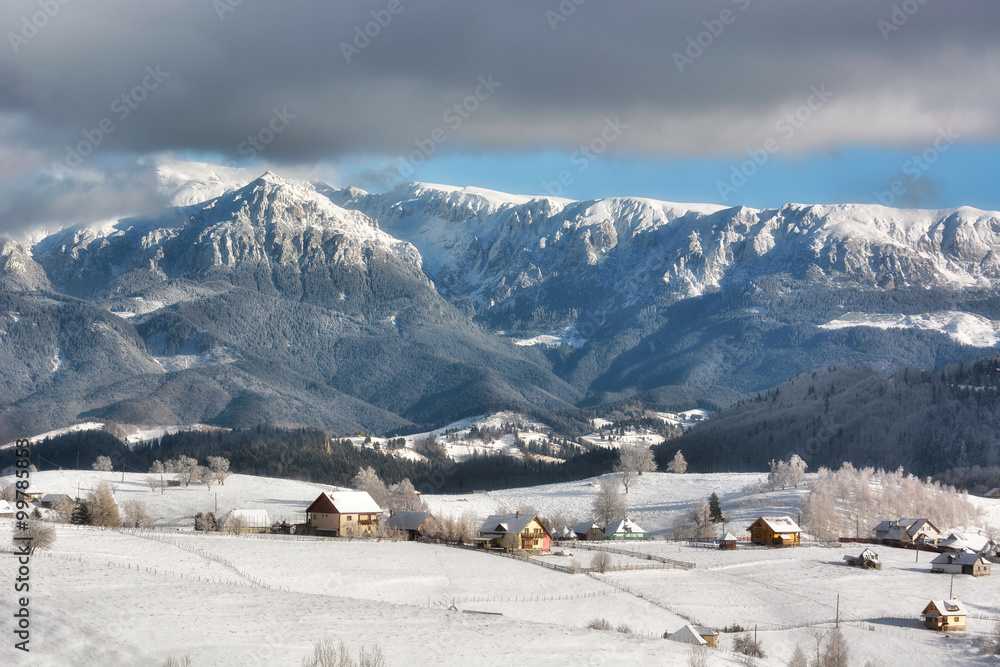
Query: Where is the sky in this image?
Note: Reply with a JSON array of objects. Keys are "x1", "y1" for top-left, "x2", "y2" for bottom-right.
[{"x1": 1, "y1": 0, "x2": 999, "y2": 234}]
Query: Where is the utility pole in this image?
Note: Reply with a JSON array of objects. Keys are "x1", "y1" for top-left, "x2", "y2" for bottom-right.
[
  {"x1": 215, "y1": 492, "x2": 218, "y2": 514},
  {"x1": 122, "y1": 461, "x2": 125, "y2": 483},
  {"x1": 76, "y1": 450, "x2": 80, "y2": 470},
  {"x1": 950, "y1": 574, "x2": 954, "y2": 599},
  {"x1": 836, "y1": 594, "x2": 840, "y2": 628}
]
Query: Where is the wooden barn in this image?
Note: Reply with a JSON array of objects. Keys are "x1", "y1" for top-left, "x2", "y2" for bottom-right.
[
  {"x1": 921, "y1": 600, "x2": 967, "y2": 631},
  {"x1": 573, "y1": 521, "x2": 605, "y2": 541},
  {"x1": 844, "y1": 548, "x2": 882, "y2": 570},
  {"x1": 303, "y1": 491, "x2": 383, "y2": 537},
  {"x1": 747, "y1": 516, "x2": 801, "y2": 546},
  {"x1": 384, "y1": 510, "x2": 429, "y2": 541}
]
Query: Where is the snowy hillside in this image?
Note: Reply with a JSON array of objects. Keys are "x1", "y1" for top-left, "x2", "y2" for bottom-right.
[{"x1": 5, "y1": 469, "x2": 1000, "y2": 666}]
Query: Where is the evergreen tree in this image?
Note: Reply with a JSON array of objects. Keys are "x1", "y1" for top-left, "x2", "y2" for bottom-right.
[
  {"x1": 709, "y1": 492, "x2": 724, "y2": 523},
  {"x1": 71, "y1": 501, "x2": 92, "y2": 526}
]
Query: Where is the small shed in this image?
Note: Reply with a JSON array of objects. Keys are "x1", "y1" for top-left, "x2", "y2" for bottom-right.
[
  {"x1": 384, "y1": 510, "x2": 429, "y2": 540},
  {"x1": 603, "y1": 517, "x2": 647, "y2": 540},
  {"x1": 930, "y1": 552, "x2": 991, "y2": 577},
  {"x1": 719, "y1": 532, "x2": 738, "y2": 550},
  {"x1": 985, "y1": 488, "x2": 1000, "y2": 499},
  {"x1": 573, "y1": 521, "x2": 604, "y2": 541},
  {"x1": 844, "y1": 548, "x2": 882, "y2": 570},
  {"x1": 922, "y1": 599, "x2": 967, "y2": 631}
]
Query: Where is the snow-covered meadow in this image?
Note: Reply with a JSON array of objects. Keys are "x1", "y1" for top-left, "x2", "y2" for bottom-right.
[{"x1": 3, "y1": 470, "x2": 1000, "y2": 666}]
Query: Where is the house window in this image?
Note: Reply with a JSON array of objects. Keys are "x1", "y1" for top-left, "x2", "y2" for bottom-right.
[{"x1": 347, "y1": 516, "x2": 353, "y2": 521}]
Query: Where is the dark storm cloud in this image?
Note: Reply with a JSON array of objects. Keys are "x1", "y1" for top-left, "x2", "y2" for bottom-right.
[{"x1": 1, "y1": 0, "x2": 998, "y2": 230}]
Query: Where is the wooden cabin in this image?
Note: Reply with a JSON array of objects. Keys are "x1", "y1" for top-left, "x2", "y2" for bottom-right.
[
  {"x1": 573, "y1": 521, "x2": 605, "y2": 541},
  {"x1": 921, "y1": 600, "x2": 967, "y2": 631},
  {"x1": 303, "y1": 491, "x2": 383, "y2": 537},
  {"x1": 719, "y1": 532, "x2": 738, "y2": 550},
  {"x1": 747, "y1": 516, "x2": 801, "y2": 546},
  {"x1": 873, "y1": 518, "x2": 940, "y2": 544},
  {"x1": 844, "y1": 548, "x2": 882, "y2": 570},
  {"x1": 476, "y1": 513, "x2": 552, "y2": 553}
]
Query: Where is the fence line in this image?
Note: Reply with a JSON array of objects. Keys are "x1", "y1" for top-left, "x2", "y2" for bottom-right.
[{"x1": 557, "y1": 541, "x2": 696, "y2": 570}]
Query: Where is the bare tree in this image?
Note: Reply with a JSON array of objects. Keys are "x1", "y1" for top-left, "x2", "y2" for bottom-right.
[
  {"x1": 146, "y1": 475, "x2": 160, "y2": 492},
  {"x1": 787, "y1": 644, "x2": 809, "y2": 667},
  {"x1": 225, "y1": 514, "x2": 246, "y2": 535},
  {"x1": 787, "y1": 454, "x2": 808, "y2": 488},
  {"x1": 591, "y1": 478, "x2": 626, "y2": 526},
  {"x1": 199, "y1": 466, "x2": 215, "y2": 489},
  {"x1": 92, "y1": 455, "x2": 113, "y2": 472},
  {"x1": 667, "y1": 450, "x2": 687, "y2": 474},
  {"x1": 301, "y1": 638, "x2": 387, "y2": 667},
  {"x1": 820, "y1": 628, "x2": 849, "y2": 667},
  {"x1": 51, "y1": 497, "x2": 75, "y2": 523},
  {"x1": 1, "y1": 481, "x2": 15, "y2": 502},
  {"x1": 121, "y1": 499, "x2": 153, "y2": 528},
  {"x1": 149, "y1": 460, "x2": 165, "y2": 474},
  {"x1": 13, "y1": 521, "x2": 56, "y2": 554},
  {"x1": 161, "y1": 655, "x2": 192, "y2": 667},
  {"x1": 207, "y1": 456, "x2": 230, "y2": 485},
  {"x1": 687, "y1": 645, "x2": 710, "y2": 667},
  {"x1": 87, "y1": 481, "x2": 121, "y2": 527},
  {"x1": 591, "y1": 551, "x2": 613, "y2": 573}
]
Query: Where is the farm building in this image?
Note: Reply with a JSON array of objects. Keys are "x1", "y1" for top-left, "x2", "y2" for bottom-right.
[
  {"x1": 603, "y1": 517, "x2": 647, "y2": 540},
  {"x1": 40, "y1": 493, "x2": 74, "y2": 508},
  {"x1": 930, "y1": 552, "x2": 991, "y2": 577},
  {"x1": 0, "y1": 499, "x2": 13, "y2": 518},
  {"x1": 921, "y1": 600, "x2": 967, "y2": 631},
  {"x1": 384, "y1": 510, "x2": 428, "y2": 541},
  {"x1": 746, "y1": 516, "x2": 801, "y2": 546},
  {"x1": 303, "y1": 491, "x2": 382, "y2": 537},
  {"x1": 985, "y1": 488, "x2": 1000, "y2": 499},
  {"x1": 665, "y1": 624, "x2": 718, "y2": 647},
  {"x1": 873, "y1": 518, "x2": 941, "y2": 544},
  {"x1": 220, "y1": 509, "x2": 271, "y2": 534},
  {"x1": 572, "y1": 521, "x2": 605, "y2": 541},
  {"x1": 476, "y1": 513, "x2": 552, "y2": 553},
  {"x1": 844, "y1": 548, "x2": 882, "y2": 570}
]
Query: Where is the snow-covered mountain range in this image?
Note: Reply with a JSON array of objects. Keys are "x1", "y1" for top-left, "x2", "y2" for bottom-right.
[{"x1": 2, "y1": 161, "x2": 999, "y2": 439}]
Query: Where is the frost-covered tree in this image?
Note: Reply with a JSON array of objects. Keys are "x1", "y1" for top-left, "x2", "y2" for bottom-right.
[
  {"x1": 592, "y1": 478, "x2": 626, "y2": 526},
  {"x1": 787, "y1": 644, "x2": 809, "y2": 667},
  {"x1": 667, "y1": 450, "x2": 687, "y2": 474},
  {"x1": 207, "y1": 456, "x2": 230, "y2": 485},
  {"x1": 352, "y1": 466, "x2": 389, "y2": 508},
  {"x1": 149, "y1": 460, "x2": 165, "y2": 474},
  {"x1": 169, "y1": 455, "x2": 199, "y2": 487},
  {"x1": 820, "y1": 628, "x2": 849, "y2": 667},
  {"x1": 13, "y1": 521, "x2": 55, "y2": 555},
  {"x1": 389, "y1": 478, "x2": 422, "y2": 511},
  {"x1": 787, "y1": 454, "x2": 808, "y2": 488},
  {"x1": 121, "y1": 499, "x2": 152, "y2": 528},
  {"x1": 92, "y1": 455, "x2": 113, "y2": 472},
  {"x1": 614, "y1": 444, "x2": 656, "y2": 493}
]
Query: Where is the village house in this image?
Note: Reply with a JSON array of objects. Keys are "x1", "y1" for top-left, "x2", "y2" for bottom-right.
[
  {"x1": 220, "y1": 509, "x2": 271, "y2": 534},
  {"x1": 872, "y1": 518, "x2": 941, "y2": 544},
  {"x1": 476, "y1": 512, "x2": 552, "y2": 553},
  {"x1": 572, "y1": 521, "x2": 605, "y2": 541},
  {"x1": 302, "y1": 491, "x2": 382, "y2": 537},
  {"x1": 384, "y1": 510, "x2": 428, "y2": 541},
  {"x1": 604, "y1": 517, "x2": 647, "y2": 540},
  {"x1": 930, "y1": 552, "x2": 991, "y2": 577},
  {"x1": 0, "y1": 499, "x2": 13, "y2": 519},
  {"x1": 921, "y1": 600, "x2": 967, "y2": 631},
  {"x1": 40, "y1": 493, "x2": 74, "y2": 508},
  {"x1": 985, "y1": 487, "x2": 1000, "y2": 499},
  {"x1": 747, "y1": 516, "x2": 801, "y2": 546}
]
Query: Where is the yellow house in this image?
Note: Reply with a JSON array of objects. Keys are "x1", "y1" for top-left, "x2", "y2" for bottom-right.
[
  {"x1": 922, "y1": 600, "x2": 967, "y2": 631},
  {"x1": 476, "y1": 513, "x2": 552, "y2": 552},
  {"x1": 747, "y1": 516, "x2": 802, "y2": 546},
  {"x1": 304, "y1": 491, "x2": 382, "y2": 537}
]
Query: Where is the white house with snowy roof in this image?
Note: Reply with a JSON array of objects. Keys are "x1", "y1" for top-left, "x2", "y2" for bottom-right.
[{"x1": 604, "y1": 517, "x2": 647, "y2": 540}]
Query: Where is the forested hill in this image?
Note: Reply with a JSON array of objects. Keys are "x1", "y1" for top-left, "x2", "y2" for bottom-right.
[{"x1": 654, "y1": 356, "x2": 1000, "y2": 477}]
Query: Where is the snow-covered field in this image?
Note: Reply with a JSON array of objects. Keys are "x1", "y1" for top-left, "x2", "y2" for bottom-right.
[
  {"x1": 819, "y1": 310, "x2": 1000, "y2": 347},
  {"x1": 3, "y1": 470, "x2": 1000, "y2": 666}
]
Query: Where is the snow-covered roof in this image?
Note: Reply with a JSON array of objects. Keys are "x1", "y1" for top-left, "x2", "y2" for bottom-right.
[
  {"x1": 667, "y1": 625, "x2": 707, "y2": 646},
  {"x1": 931, "y1": 552, "x2": 988, "y2": 566},
  {"x1": 222, "y1": 509, "x2": 271, "y2": 527},
  {"x1": 721, "y1": 532, "x2": 738, "y2": 541},
  {"x1": 986, "y1": 488, "x2": 1000, "y2": 497},
  {"x1": 479, "y1": 513, "x2": 539, "y2": 536},
  {"x1": 0, "y1": 499, "x2": 13, "y2": 514},
  {"x1": 756, "y1": 516, "x2": 801, "y2": 533},
  {"x1": 924, "y1": 600, "x2": 968, "y2": 616},
  {"x1": 573, "y1": 521, "x2": 601, "y2": 534},
  {"x1": 604, "y1": 517, "x2": 645, "y2": 537},
  {"x1": 385, "y1": 511, "x2": 428, "y2": 531},
  {"x1": 320, "y1": 491, "x2": 382, "y2": 514},
  {"x1": 41, "y1": 493, "x2": 73, "y2": 502}
]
